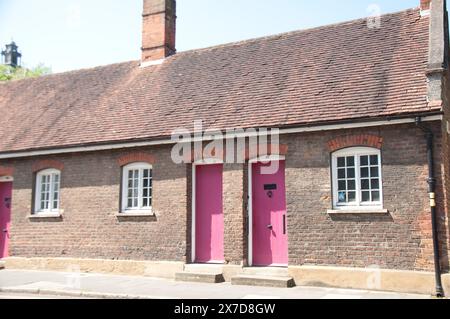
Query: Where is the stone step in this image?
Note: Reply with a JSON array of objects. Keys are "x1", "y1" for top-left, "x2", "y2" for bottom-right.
[
  {"x1": 184, "y1": 264, "x2": 224, "y2": 274},
  {"x1": 242, "y1": 267, "x2": 288, "y2": 277},
  {"x1": 175, "y1": 272, "x2": 225, "y2": 284},
  {"x1": 0, "y1": 261, "x2": 4, "y2": 270},
  {"x1": 231, "y1": 275, "x2": 295, "y2": 288}
]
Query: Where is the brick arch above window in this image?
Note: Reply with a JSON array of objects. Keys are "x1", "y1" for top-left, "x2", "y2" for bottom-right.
[
  {"x1": 327, "y1": 135, "x2": 383, "y2": 153},
  {"x1": 0, "y1": 166, "x2": 14, "y2": 177},
  {"x1": 32, "y1": 160, "x2": 64, "y2": 173},
  {"x1": 117, "y1": 152, "x2": 156, "y2": 167}
]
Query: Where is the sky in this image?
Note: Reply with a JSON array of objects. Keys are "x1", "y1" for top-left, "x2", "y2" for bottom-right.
[{"x1": 0, "y1": 0, "x2": 420, "y2": 73}]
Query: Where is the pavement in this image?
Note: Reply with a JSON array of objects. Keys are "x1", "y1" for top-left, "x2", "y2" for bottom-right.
[{"x1": 0, "y1": 269, "x2": 432, "y2": 299}]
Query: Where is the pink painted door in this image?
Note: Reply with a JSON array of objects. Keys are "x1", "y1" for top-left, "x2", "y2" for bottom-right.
[
  {"x1": 252, "y1": 161, "x2": 288, "y2": 266},
  {"x1": 0, "y1": 182, "x2": 12, "y2": 259},
  {"x1": 195, "y1": 164, "x2": 224, "y2": 263}
]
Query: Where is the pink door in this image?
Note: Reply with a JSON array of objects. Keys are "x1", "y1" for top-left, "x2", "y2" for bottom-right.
[
  {"x1": 0, "y1": 182, "x2": 12, "y2": 259},
  {"x1": 252, "y1": 161, "x2": 288, "y2": 266},
  {"x1": 195, "y1": 164, "x2": 224, "y2": 263}
]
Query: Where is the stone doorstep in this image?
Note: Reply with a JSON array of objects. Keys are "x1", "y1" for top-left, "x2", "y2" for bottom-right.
[
  {"x1": 175, "y1": 272, "x2": 225, "y2": 284},
  {"x1": 231, "y1": 275, "x2": 296, "y2": 288},
  {"x1": 242, "y1": 267, "x2": 289, "y2": 277},
  {"x1": 0, "y1": 261, "x2": 4, "y2": 270}
]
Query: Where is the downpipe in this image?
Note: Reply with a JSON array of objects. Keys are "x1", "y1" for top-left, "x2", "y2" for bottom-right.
[{"x1": 415, "y1": 117, "x2": 444, "y2": 298}]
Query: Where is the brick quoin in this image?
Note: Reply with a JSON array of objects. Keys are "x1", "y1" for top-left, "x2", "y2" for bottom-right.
[
  {"x1": 0, "y1": 166, "x2": 14, "y2": 177},
  {"x1": 245, "y1": 144, "x2": 289, "y2": 160},
  {"x1": 327, "y1": 134, "x2": 383, "y2": 152},
  {"x1": 32, "y1": 159, "x2": 64, "y2": 173}
]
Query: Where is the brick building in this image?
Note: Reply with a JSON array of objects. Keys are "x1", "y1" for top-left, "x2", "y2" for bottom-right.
[{"x1": 0, "y1": 0, "x2": 450, "y2": 295}]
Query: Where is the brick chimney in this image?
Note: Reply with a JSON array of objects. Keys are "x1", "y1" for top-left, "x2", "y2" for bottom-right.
[
  {"x1": 141, "y1": 0, "x2": 176, "y2": 64},
  {"x1": 420, "y1": 0, "x2": 431, "y2": 11}
]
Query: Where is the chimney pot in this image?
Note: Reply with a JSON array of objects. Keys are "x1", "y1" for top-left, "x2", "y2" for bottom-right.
[{"x1": 141, "y1": 0, "x2": 176, "y2": 63}]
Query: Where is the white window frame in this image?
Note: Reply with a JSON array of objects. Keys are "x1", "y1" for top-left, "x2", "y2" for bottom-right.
[
  {"x1": 331, "y1": 147, "x2": 383, "y2": 211},
  {"x1": 121, "y1": 162, "x2": 153, "y2": 214},
  {"x1": 34, "y1": 168, "x2": 61, "y2": 214}
]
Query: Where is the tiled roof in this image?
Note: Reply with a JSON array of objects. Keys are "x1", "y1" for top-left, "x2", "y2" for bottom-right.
[{"x1": 0, "y1": 8, "x2": 436, "y2": 153}]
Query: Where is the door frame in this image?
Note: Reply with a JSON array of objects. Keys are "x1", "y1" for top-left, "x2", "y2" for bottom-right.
[
  {"x1": 247, "y1": 155, "x2": 286, "y2": 267},
  {"x1": 191, "y1": 158, "x2": 224, "y2": 264}
]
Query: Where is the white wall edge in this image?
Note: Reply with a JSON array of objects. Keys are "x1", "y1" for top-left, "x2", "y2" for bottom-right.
[{"x1": 0, "y1": 115, "x2": 442, "y2": 160}]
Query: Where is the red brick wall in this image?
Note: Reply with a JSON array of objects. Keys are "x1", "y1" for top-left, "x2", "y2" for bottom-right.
[
  {"x1": 1, "y1": 122, "x2": 448, "y2": 272},
  {"x1": 283, "y1": 122, "x2": 448, "y2": 272},
  {"x1": 4, "y1": 145, "x2": 187, "y2": 261}
]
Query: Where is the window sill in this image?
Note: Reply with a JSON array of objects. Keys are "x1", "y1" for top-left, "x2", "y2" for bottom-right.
[
  {"x1": 29, "y1": 212, "x2": 62, "y2": 219},
  {"x1": 117, "y1": 211, "x2": 154, "y2": 217},
  {"x1": 327, "y1": 209, "x2": 389, "y2": 215}
]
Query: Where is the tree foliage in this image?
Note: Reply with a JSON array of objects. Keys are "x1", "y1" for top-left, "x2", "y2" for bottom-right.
[{"x1": 0, "y1": 63, "x2": 51, "y2": 82}]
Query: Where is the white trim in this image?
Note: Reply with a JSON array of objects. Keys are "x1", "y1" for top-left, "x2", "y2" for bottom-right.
[
  {"x1": 248, "y1": 161, "x2": 253, "y2": 266},
  {"x1": 191, "y1": 164, "x2": 196, "y2": 263},
  {"x1": 191, "y1": 160, "x2": 224, "y2": 264},
  {"x1": 116, "y1": 212, "x2": 155, "y2": 217},
  {"x1": 34, "y1": 168, "x2": 61, "y2": 215},
  {"x1": 28, "y1": 213, "x2": 62, "y2": 219},
  {"x1": 247, "y1": 157, "x2": 286, "y2": 267},
  {"x1": 0, "y1": 115, "x2": 442, "y2": 160},
  {"x1": 327, "y1": 209, "x2": 389, "y2": 215},
  {"x1": 0, "y1": 176, "x2": 13, "y2": 182},
  {"x1": 420, "y1": 9, "x2": 431, "y2": 17},
  {"x1": 249, "y1": 155, "x2": 286, "y2": 164},
  {"x1": 140, "y1": 58, "x2": 165, "y2": 67},
  {"x1": 121, "y1": 162, "x2": 153, "y2": 214},
  {"x1": 331, "y1": 147, "x2": 383, "y2": 211}
]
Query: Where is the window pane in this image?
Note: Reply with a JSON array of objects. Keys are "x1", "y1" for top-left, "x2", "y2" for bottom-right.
[
  {"x1": 338, "y1": 192, "x2": 346, "y2": 203},
  {"x1": 362, "y1": 179, "x2": 370, "y2": 190},
  {"x1": 143, "y1": 198, "x2": 148, "y2": 207},
  {"x1": 346, "y1": 156, "x2": 355, "y2": 167},
  {"x1": 347, "y1": 168, "x2": 355, "y2": 179},
  {"x1": 347, "y1": 180, "x2": 356, "y2": 191},
  {"x1": 360, "y1": 156, "x2": 369, "y2": 166},
  {"x1": 338, "y1": 181, "x2": 346, "y2": 191},
  {"x1": 371, "y1": 179, "x2": 379, "y2": 189},
  {"x1": 372, "y1": 191, "x2": 380, "y2": 202},
  {"x1": 143, "y1": 169, "x2": 149, "y2": 178},
  {"x1": 348, "y1": 192, "x2": 356, "y2": 202},
  {"x1": 338, "y1": 169, "x2": 346, "y2": 179},
  {"x1": 362, "y1": 191, "x2": 370, "y2": 202},
  {"x1": 361, "y1": 167, "x2": 369, "y2": 178},
  {"x1": 370, "y1": 155, "x2": 378, "y2": 165},
  {"x1": 370, "y1": 167, "x2": 379, "y2": 178},
  {"x1": 337, "y1": 157, "x2": 345, "y2": 168},
  {"x1": 128, "y1": 171, "x2": 133, "y2": 179}
]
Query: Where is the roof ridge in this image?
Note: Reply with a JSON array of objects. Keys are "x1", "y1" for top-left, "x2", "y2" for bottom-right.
[{"x1": 173, "y1": 7, "x2": 421, "y2": 56}]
